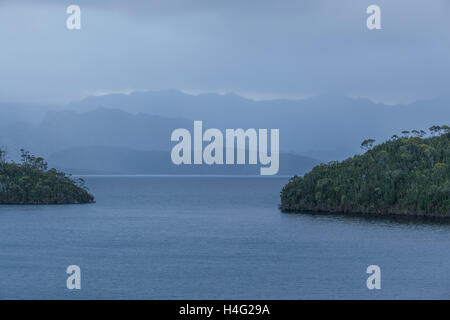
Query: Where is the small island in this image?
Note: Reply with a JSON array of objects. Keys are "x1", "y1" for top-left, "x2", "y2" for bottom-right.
[
  {"x1": 280, "y1": 126, "x2": 449, "y2": 218},
  {"x1": 0, "y1": 149, "x2": 94, "y2": 205}
]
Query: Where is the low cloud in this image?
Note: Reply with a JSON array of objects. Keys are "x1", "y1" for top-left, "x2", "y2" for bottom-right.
[{"x1": 0, "y1": 0, "x2": 449, "y2": 104}]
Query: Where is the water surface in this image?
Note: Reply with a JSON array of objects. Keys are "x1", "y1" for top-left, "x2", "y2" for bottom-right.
[{"x1": 0, "y1": 176, "x2": 449, "y2": 299}]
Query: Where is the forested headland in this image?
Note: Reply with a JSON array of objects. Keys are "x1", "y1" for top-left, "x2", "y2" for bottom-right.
[
  {"x1": 280, "y1": 126, "x2": 449, "y2": 217},
  {"x1": 0, "y1": 149, "x2": 94, "y2": 204}
]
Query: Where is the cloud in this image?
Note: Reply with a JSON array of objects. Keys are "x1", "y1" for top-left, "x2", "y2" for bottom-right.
[{"x1": 0, "y1": 0, "x2": 449, "y2": 104}]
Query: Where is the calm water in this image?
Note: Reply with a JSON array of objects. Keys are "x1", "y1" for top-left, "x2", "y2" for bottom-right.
[{"x1": 0, "y1": 176, "x2": 449, "y2": 299}]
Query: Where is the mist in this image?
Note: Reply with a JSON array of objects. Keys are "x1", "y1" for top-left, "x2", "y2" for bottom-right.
[{"x1": 0, "y1": 0, "x2": 449, "y2": 104}]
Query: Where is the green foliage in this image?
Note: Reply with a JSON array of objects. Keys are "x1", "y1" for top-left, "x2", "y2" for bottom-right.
[
  {"x1": 0, "y1": 149, "x2": 94, "y2": 204},
  {"x1": 280, "y1": 128, "x2": 450, "y2": 216},
  {"x1": 361, "y1": 139, "x2": 376, "y2": 151}
]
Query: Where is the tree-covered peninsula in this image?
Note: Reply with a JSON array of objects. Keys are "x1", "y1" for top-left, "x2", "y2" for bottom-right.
[
  {"x1": 0, "y1": 149, "x2": 94, "y2": 204},
  {"x1": 280, "y1": 126, "x2": 450, "y2": 217}
]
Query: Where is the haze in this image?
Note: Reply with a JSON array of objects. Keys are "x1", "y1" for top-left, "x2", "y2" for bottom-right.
[
  {"x1": 0, "y1": 0, "x2": 449, "y2": 173},
  {"x1": 0, "y1": 0, "x2": 449, "y2": 104}
]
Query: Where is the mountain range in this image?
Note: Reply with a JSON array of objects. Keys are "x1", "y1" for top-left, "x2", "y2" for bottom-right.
[{"x1": 1, "y1": 90, "x2": 449, "y2": 174}]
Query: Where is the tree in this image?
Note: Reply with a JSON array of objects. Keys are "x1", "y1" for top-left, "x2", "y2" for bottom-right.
[
  {"x1": 280, "y1": 125, "x2": 449, "y2": 216},
  {"x1": 412, "y1": 130, "x2": 425, "y2": 138},
  {"x1": 361, "y1": 139, "x2": 376, "y2": 151},
  {"x1": 429, "y1": 125, "x2": 442, "y2": 136},
  {"x1": 20, "y1": 149, "x2": 48, "y2": 171},
  {"x1": 1, "y1": 150, "x2": 94, "y2": 204},
  {"x1": 0, "y1": 147, "x2": 6, "y2": 164}
]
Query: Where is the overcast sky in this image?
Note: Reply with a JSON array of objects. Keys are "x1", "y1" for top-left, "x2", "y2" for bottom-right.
[{"x1": 0, "y1": 0, "x2": 449, "y2": 104}]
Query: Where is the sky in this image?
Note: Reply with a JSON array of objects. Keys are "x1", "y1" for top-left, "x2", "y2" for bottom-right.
[{"x1": 0, "y1": 0, "x2": 449, "y2": 105}]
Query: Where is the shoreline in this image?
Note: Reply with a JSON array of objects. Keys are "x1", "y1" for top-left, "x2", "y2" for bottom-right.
[
  {"x1": 280, "y1": 207, "x2": 450, "y2": 223},
  {"x1": 0, "y1": 200, "x2": 96, "y2": 206}
]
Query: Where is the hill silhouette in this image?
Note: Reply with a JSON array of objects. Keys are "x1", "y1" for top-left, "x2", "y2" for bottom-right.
[
  {"x1": 280, "y1": 127, "x2": 450, "y2": 217},
  {"x1": 0, "y1": 150, "x2": 94, "y2": 205}
]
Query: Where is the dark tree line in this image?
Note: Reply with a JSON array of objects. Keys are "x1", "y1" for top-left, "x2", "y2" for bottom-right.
[
  {"x1": 0, "y1": 149, "x2": 94, "y2": 204},
  {"x1": 280, "y1": 126, "x2": 450, "y2": 216}
]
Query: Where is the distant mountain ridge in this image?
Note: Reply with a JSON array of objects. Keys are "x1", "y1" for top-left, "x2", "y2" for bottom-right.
[
  {"x1": 48, "y1": 146, "x2": 320, "y2": 176},
  {"x1": 67, "y1": 90, "x2": 450, "y2": 160},
  {"x1": 0, "y1": 107, "x2": 192, "y2": 157},
  {"x1": 1, "y1": 90, "x2": 449, "y2": 167}
]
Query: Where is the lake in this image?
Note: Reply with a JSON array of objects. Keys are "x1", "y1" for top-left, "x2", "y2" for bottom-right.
[{"x1": 0, "y1": 176, "x2": 449, "y2": 299}]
